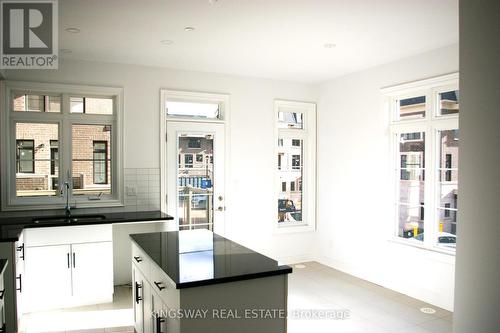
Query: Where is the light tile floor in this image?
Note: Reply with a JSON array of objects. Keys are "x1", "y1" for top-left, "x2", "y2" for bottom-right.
[
  {"x1": 21, "y1": 286, "x2": 134, "y2": 333},
  {"x1": 288, "y1": 262, "x2": 453, "y2": 333},
  {"x1": 21, "y1": 262, "x2": 453, "y2": 333}
]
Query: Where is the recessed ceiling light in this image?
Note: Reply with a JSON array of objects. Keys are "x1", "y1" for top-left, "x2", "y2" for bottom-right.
[
  {"x1": 65, "y1": 27, "x2": 81, "y2": 33},
  {"x1": 184, "y1": 27, "x2": 195, "y2": 32},
  {"x1": 324, "y1": 43, "x2": 336, "y2": 49},
  {"x1": 420, "y1": 307, "x2": 437, "y2": 314},
  {"x1": 294, "y1": 264, "x2": 307, "y2": 269},
  {"x1": 60, "y1": 49, "x2": 72, "y2": 54},
  {"x1": 160, "y1": 40, "x2": 173, "y2": 45}
]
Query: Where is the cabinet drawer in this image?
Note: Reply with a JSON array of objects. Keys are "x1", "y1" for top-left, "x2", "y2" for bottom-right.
[
  {"x1": 131, "y1": 242, "x2": 150, "y2": 277},
  {"x1": 150, "y1": 262, "x2": 179, "y2": 310},
  {"x1": 24, "y1": 224, "x2": 112, "y2": 247}
]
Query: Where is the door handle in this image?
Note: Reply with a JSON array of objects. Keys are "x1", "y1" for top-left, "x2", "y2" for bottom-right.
[
  {"x1": 73, "y1": 252, "x2": 76, "y2": 268},
  {"x1": 134, "y1": 256, "x2": 143, "y2": 263},
  {"x1": 67, "y1": 253, "x2": 70, "y2": 268},
  {"x1": 135, "y1": 281, "x2": 143, "y2": 304},
  {"x1": 16, "y1": 274, "x2": 22, "y2": 293},
  {"x1": 0, "y1": 288, "x2": 5, "y2": 300},
  {"x1": 217, "y1": 206, "x2": 225, "y2": 211}
]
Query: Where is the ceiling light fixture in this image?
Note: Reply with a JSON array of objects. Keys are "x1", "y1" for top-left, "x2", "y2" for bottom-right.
[
  {"x1": 184, "y1": 27, "x2": 195, "y2": 32},
  {"x1": 160, "y1": 40, "x2": 173, "y2": 45},
  {"x1": 420, "y1": 307, "x2": 437, "y2": 314},
  {"x1": 324, "y1": 43, "x2": 336, "y2": 49},
  {"x1": 65, "y1": 27, "x2": 81, "y2": 33},
  {"x1": 60, "y1": 49, "x2": 72, "y2": 54}
]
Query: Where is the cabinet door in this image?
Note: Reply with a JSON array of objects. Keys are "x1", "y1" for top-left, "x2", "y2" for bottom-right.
[
  {"x1": 71, "y1": 242, "x2": 113, "y2": 305},
  {"x1": 24, "y1": 245, "x2": 72, "y2": 312},
  {"x1": 151, "y1": 291, "x2": 169, "y2": 333},
  {"x1": 133, "y1": 265, "x2": 145, "y2": 333}
]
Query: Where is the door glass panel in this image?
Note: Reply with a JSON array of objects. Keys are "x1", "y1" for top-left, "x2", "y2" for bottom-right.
[{"x1": 178, "y1": 133, "x2": 214, "y2": 230}]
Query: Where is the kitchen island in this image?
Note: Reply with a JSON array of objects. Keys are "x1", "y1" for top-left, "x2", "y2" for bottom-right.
[{"x1": 130, "y1": 230, "x2": 292, "y2": 333}]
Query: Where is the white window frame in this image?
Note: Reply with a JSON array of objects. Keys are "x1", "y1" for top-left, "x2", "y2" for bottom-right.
[
  {"x1": 274, "y1": 100, "x2": 316, "y2": 233},
  {"x1": 383, "y1": 73, "x2": 459, "y2": 254},
  {"x1": 1, "y1": 80, "x2": 124, "y2": 211}
]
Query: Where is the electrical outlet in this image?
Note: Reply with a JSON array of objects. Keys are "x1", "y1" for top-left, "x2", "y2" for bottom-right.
[{"x1": 126, "y1": 186, "x2": 137, "y2": 196}]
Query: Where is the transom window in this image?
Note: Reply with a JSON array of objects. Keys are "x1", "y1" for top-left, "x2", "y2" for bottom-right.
[
  {"x1": 275, "y1": 100, "x2": 316, "y2": 232},
  {"x1": 384, "y1": 73, "x2": 459, "y2": 253},
  {"x1": 1, "y1": 81, "x2": 123, "y2": 210}
]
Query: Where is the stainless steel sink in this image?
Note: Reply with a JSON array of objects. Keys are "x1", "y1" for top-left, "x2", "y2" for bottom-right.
[{"x1": 32, "y1": 214, "x2": 106, "y2": 224}]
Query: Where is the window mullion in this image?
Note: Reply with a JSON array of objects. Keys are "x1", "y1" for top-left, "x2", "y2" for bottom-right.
[
  {"x1": 62, "y1": 94, "x2": 72, "y2": 201},
  {"x1": 424, "y1": 125, "x2": 436, "y2": 248}
]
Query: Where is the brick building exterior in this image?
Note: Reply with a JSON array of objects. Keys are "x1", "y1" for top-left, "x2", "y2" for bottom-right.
[{"x1": 14, "y1": 95, "x2": 112, "y2": 196}]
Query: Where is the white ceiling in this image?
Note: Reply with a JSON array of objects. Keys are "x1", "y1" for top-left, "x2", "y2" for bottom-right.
[{"x1": 59, "y1": 0, "x2": 458, "y2": 83}]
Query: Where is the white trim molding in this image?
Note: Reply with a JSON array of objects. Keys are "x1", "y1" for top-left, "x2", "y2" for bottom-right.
[{"x1": 159, "y1": 89, "x2": 231, "y2": 228}]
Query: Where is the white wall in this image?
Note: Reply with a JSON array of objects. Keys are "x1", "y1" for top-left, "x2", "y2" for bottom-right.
[
  {"x1": 4, "y1": 44, "x2": 462, "y2": 310},
  {"x1": 316, "y1": 44, "x2": 459, "y2": 311},
  {"x1": 3, "y1": 61, "x2": 318, "y2": 263},
  {"x1": 454, "y1": 0, "x2": 500, "y2": 331}
]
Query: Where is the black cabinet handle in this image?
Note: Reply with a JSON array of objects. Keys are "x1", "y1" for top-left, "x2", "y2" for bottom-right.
[
  {"x1": 17, "y1": 243, "x2": 24, "y2": 260},
  {"x1": 135, "y1": 281, "x2": 143, "y2": 304},
  {"x1": 67, "y1": 253, "x2": 70, "y2": 268},
  {"x1": 16, "y1": 274, "x2": 22, "y2": 293},
  {"x1": 154, "y1": 281, "x2": 166, "y2": 291},
  {"x1": 155, "y1": 314, "x2": 166, "y2": 333},
  {"x1": 0, "y1": 288, "x2": 5, "y2": 300},
  {"x1": 73, "y1": 252, "x2": 76, "y2": 268},
  {"x1": 134, "y1": 256, "x2": 142, "y2": 263}
]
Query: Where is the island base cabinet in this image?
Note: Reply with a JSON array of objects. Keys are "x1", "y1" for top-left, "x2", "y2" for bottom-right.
[
  {"x1": 179, "y1": 275, "x2": 288, "y2": 333},
  {"x1": 133, "y1": 265, "x2": 145, "y2": 333}
]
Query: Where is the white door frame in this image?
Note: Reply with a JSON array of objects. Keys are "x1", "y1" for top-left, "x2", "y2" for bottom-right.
[{"x1": 159, "y1": 89, "x2": 230, "y2": 235}]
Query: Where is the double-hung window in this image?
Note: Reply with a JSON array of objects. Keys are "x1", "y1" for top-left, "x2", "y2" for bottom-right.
[
  {"x1": 1, "y1": 81, "x2": 123, "y2": 210},
  {"x1": 384, "y1": 73, "x2": 459, "y2": 253},
  {"x1": 275, "y1": 100, "x2": 316, "y2": 232}
]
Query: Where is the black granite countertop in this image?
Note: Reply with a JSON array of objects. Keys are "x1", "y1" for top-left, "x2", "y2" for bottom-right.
[
  {"x1": 0, "y1": 259, "x2": 7, "y2": 275},
  {"x1": 130, "y1": 230, "x2": 292, "y2": 289},
  {"x1": 0, "y1": 210, "x2": 173, "y2": 242}
]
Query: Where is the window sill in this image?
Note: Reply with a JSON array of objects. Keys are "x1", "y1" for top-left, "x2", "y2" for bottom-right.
[
  {"x1": 388, "y1": 237, "x2": 456, "y2": 257},
  {"x1": 274, "y1": 223, "x2": 315, "y2": 234},
  {"x1": 2, "y1": 199, "x2": 124, "y2": 212}
]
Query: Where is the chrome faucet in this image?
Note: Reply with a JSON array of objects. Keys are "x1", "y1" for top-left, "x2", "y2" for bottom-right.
[{"x1": 62, "y1": 181, "x2": 71, "y2": 216}]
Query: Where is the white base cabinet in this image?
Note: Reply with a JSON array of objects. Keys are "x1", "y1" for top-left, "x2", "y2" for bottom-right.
[{"x1": 23, "y1": 225, "x2": 113, "y2": 312}]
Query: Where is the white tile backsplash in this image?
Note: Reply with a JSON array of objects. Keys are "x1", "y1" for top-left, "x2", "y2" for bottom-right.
[{"x1": 124, "y1": 167, "x2": 161, "y2": 211}]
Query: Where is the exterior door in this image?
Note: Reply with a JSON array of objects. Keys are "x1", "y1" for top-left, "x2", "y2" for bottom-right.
[{"x1": 166, "y1": 121, "x2": 226, "y2": 235}]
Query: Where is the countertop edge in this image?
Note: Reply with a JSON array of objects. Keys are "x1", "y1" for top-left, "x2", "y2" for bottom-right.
[
  {"x1": 130, "y1": 235, "x2": 293, "y2": 290},
  {"x1": 0, "y1": 211, "x2": 173, "y2": 243}
]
